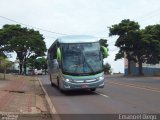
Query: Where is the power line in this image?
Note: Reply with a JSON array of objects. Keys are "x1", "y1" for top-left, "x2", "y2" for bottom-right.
[
  {"x1": 134, "y1": 7, "x2": 160, "y2": 22},
  {"x1": 43, "y1": 35, "x2": 57, "y2": 39},
  {"x1": 0, "y1": 16, "x2": 68, "y2": 35},
  {"x1": 96, "y1": 36, "x2": 110, "y2": 39},
  {"x1": 0, "y1": 15, "x2": 116, "y2": 40}
]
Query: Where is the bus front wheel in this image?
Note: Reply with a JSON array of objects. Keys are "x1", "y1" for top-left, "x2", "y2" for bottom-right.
[{"x1": 90, "y1": 88, "x2": 96, "y2": 92}]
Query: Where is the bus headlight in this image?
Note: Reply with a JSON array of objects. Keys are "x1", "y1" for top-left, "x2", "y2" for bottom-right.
[
  {"x1": 98, "y1": 76, "x2": 104, "y2": 81},
  {"x1": 65, "y1": 78, "x2": 70, "y2": 82}
]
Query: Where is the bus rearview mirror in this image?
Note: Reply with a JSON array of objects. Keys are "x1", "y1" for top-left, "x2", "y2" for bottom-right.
[
  {"x1": 57, "y1": 47, "x2": 62, "y2": 61},
  {"x1": 101, "y1": 46, "x2": 108, "y2": 58}
]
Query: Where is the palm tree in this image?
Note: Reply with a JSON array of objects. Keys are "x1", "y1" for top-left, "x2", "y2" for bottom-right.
[{"x1": 0, "y1": 57, "x2": 12, "y2": 80}]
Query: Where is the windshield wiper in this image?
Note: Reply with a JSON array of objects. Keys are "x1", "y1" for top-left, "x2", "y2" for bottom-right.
[
  {"x1": 81, "y1": 51, "x2": 95, "y2": 73},
  {"x1": 72, "y1": 50, "x2": 95, "y2": 74}
]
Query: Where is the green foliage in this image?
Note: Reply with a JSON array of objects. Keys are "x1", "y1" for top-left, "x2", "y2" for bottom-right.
[
  {"x1": 103, "y1": 63, "x2": 112, "y2": 74},
  {"x1": 109, "y1": 19, "x2": 140, "y2": 61},
  {"x1": 0, "y1": 28, "x2": 8, "y2": 54},
  {"x1": 34, "y1": 57, "x2": 47, "y2": 70},
  {"x1": 27, "y1": 57, "x2": 47, "y2": 70},
  {"x1": 115, "y1": 49, "x2": 124, "y2": 61},
  {"x1": 0, "y1": 52, "x2": 6, "y2": 58},
  {"x1": 0, "y1": 57, "x2": 12, "y2": 68},
  {"x1": 109, "y1": 19, "x2": 140, "y2": 36},
  {"x1": 99, "y1": 39, "x2": 108, "y2": 47},
  {"x1": 2, "y1": 24, "x2": 46, "y2": 57},
  {"x1": 142, "y1": 24, "x2": 160, "y2": 64},
  {"x1": 27, "y1": 55, "x2": 37, "y2": 69}
]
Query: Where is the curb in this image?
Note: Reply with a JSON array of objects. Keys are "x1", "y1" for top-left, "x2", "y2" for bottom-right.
[{"x1": 38, "y1": 77, "x2": 61, "y2": 120}]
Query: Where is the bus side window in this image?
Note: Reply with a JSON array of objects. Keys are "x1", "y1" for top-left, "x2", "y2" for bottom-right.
[
  {"x1": 52, "y1": 43, "x2": 61, "y2": 69},
  {"x1": 50, "y1": 44, "x2": 57, "y2": 60}
]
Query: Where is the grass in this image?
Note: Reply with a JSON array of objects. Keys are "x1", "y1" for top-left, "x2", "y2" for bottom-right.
[
  {"x1": 0, "y1": 73, "x2": 4, "y2": 80},
  {"x1": 0, "y1": 73, "x2": 12, "y2": 80}
]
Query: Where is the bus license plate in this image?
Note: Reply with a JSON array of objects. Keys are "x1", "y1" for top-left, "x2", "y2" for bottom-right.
[{"x1": 81, "y1": 84, "x2": 88, "y2": 88}]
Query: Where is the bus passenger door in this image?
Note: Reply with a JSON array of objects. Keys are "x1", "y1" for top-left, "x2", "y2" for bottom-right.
[{"x1": 51, "y1": 59, "x2": 59, "y2": 85}]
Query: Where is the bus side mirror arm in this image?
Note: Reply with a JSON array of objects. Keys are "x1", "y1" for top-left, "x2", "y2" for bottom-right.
[
  {"x1": 101, "y1": 46, "x2": 108, "y2": 58},
  {"x1": 57, "y1": 47, "x2": 62, "y2": 61}
]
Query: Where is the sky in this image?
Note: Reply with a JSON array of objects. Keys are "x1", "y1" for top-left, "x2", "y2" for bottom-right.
[{"x1": 0, "y1": 0, "x2": 160, "y2": 73}]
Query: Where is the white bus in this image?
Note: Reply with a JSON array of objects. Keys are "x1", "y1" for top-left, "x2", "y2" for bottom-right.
[{"x1": 47, "y1": 35, "x2": 108, "y2": 92}]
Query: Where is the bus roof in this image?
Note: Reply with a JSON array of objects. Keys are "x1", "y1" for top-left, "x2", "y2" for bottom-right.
[
  {"x1": 48, "y1": 35, "x2": 100, "y2": 52},
  {"x1": 56, "y1": 35, "x2": 99, "y2": 43}
]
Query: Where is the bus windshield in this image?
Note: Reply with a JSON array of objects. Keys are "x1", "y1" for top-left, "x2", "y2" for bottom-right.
[{"x1": 61, "y1": 43, "x2": 103, "y2": 75}]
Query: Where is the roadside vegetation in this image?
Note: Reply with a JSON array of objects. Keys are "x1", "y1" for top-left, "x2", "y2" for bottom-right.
[
  {"x1": 27, "y1": 57, "x2": 48, "y2": 74},
  {"x1": 0, "y1": 56, "x2": 12, "y2": 79},
  {"x1": 103, "y1": 63, "x2": 112, "y2": 74}
]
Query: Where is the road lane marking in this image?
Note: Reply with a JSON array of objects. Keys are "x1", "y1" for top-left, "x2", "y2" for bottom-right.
[
  {"x1": 95, "y1": 92, "x2": 109, "y2": 98},
  {"x1": 108, "y1": 81, "x2": 160, "y2": 91},
  {"x1": 108, "y1": 81, "x2": 160, "y2": 93}
]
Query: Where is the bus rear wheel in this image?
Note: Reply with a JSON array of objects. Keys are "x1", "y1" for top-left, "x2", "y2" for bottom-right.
[
  {"x1": 50, "y1": 74, "x2": 54, "y2": 86},
  {"x1": 57, "y1": 77, "x2": 60, "y2": 88},
  {"x1": 90, "y1": 88, "x2": 96, "y2": 92}
]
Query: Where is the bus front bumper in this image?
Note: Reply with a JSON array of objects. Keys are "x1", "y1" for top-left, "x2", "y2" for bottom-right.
[{"x1": 61, "y1": 80, "x2": 104, "y2": 90}]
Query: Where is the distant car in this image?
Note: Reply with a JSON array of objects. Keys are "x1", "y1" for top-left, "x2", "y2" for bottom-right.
[
  {"x1": 27, "y1": 69, "x2": 35, "y2": 75},
  {"x1": 34, "y1": 69, "x2": 43, "y2": 75}
]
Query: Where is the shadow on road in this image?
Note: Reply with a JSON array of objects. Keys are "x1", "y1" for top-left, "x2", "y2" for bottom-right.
[
  {"x1": 43, "y1": 83, "x2": 98, "y2": 97},
  {"x1": 63, "y1": 90, "x2": 98, "y2": 96}
]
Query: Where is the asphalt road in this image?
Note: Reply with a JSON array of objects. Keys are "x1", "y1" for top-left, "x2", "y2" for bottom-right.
[{"x1": 39, "y1": 75, "x2": 160, "y2": 119}]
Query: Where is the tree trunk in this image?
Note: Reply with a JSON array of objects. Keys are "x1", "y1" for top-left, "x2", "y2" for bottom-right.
[
  {"x1": 45, "y1": 69, "x2": 47, "y2": 75},
  {"x1": 4, "y1": 65, "x2": 6, "y2": 80},
  {"x1": 31, "y1": 66, "x2": 34, "y2": 75},
  {"x1": 138, "y1": 61, "x2": 143, "y2": 76},
  {"x1": 24, "y1": 64, "x2": 26, "y2": 75},
  {"x1": 128, "y1": 60, "x2": 131, "y2": 75},
  {"x1": 19, "y1": 63, "x2": 22, "y2": 75},
  {"x1": 24, "y1": 59, "x2": 27, "y2": 75}
]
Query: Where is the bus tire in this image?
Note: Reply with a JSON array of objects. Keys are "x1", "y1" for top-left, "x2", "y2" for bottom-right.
[
  {"x1": 57, "y1": 78, "x2": 65, "y2": 93},
  {"x1": 51, "y1": 82, "x2": 54, "y2": 86},
  {"x1": 90, "y1": 88, "x2": 96, "y2": 92},
  {"x1": 57, "y1": 77, "x2": 60, "y2": 88}
]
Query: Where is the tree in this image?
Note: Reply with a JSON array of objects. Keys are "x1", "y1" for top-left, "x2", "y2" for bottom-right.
[
  {"x1": 0, "y1": 57, "x2": 12, "y2": 80},
  {"x1": 0, "y1": 24, "x2": 47, "y2": 75},
  {"x1": 27, "y1": 57, "x2": 48, "y2": 74},
  {"x1": 142, "y1": 25, "x2": 160, "y2": 64},
  {"x1": 39, "y1": 57, "x2": 47, "y2": 73},
  {"x1": 99, "y1": 39, "x2": 108, "y2": 47},
  {"x1": 0, "y1": 52, "x2": 6, "y2": 57},
  {"x1": 109, "y1": 19, "x2": 140, "y2": 75},
  {"x1": 27, "y1": 55, "x2": 37, "y2": 70},
  {"x1": 132, "y1": 25, "x2": 160, "y2": 75},
  {"x1": 109, "y1": 19, "x2": 160, "y2": 75},
  {"x1": 128, "y1": 30, "x2": 144, "y2": 75},
  {"x1": 103, "y1": 63, "x2": 112, "y2": 74},
  {"x1": 35, "y1": 57, "x2": 47, "y2": 74}
]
